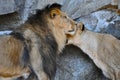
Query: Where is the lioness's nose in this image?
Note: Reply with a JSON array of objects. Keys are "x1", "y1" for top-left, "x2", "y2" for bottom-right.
[
  {"x1": 76, "y1": 22, "x2": 82, "y2": 26},
  {"x1": 77, "y1": 22, "x2": 83, "y2": 26},
  {"x1": 75, "y1": 22, "x2": 78, "y2": 26}
]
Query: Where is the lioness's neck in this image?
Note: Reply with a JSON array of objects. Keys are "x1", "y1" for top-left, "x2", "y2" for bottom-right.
[{"x1": 70, "y1": 30, "x2": 97, "y2": 58}]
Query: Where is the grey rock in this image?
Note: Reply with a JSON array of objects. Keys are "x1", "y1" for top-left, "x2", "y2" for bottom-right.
[
  {"x1": 0, "y1": 0, "x2": 63, "y2": 30},
  {"x1": 0, "y1": 0, "x2": 17, "y2": 15},
  {"x1": 20, "y1": 0, "x2": 37, "y2": 22},
  {"x1": 102, "y1": 20, "x2": 120, "y2": 39},
  {"x1": 0, "y1": 0, "x2": 114, "y2": 30},
  {"x1": 37, "y1": 0, "x2": 63, "y2": 9},
  {"x1": 62, "y1": 0, "x2": 111, "y2": 19},
  {"x1": 0, "y1": 12, "x2": 22, "y2": 31},
  {"x1": 55, "y1": 45, "x2": 110, "y2": 80},
  {"x1": 77, "y1": 10, "x2": 120, "y2": 38},
  {"x1": 0, "y1": 0, "x2": 112, "y2": 19},
  {"x1": 0, "y1": 0, "x2": 36, "y2": 30}
]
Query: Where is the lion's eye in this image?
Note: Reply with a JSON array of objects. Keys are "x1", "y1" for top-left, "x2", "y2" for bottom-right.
[
  {"x1": 64, "y1": 16, "x2": 67, "y2": 19},
  {"x1": 53, "y1": 13, "x2": 56, "y2": 17}
]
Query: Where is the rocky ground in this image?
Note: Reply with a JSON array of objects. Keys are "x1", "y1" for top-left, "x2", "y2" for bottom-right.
[{"x1": 0, "y1": 0, "x2": 120, "y2": 80}]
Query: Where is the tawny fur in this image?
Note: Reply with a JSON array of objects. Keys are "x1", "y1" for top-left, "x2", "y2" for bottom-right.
[
  {"x1": 0, "y1": 3, "x2": 77, "y2": 80},
  {"x1": 0, "y1": 36, "x2": 30, "y2": 78},
  {"x1": 68, "y1": 23, "x2": 120, "y2": 80}
]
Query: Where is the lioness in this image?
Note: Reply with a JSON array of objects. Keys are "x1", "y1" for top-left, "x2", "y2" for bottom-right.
[
  {"x1": 67, "y1": 23, "x2": 120, "y2": 80},
  {"x1": 0, "y1": 3, "x2": 77, "y2": 80}
]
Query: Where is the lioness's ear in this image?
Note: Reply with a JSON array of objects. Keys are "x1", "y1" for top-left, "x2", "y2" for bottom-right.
[
  {"x1": 50, "y1": 9, "x2": 61, "y2": 19},
  {"x1": 77, "y1": 22, "x2": 85, "y2": 31}
]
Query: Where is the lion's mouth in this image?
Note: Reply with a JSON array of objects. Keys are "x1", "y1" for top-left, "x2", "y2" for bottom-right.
[
  {"x1": 67, "y1": 29, "x2": 76, "y2": 35},
  {"x1": 68, "y1": 29, "x2": 75, "y2": 32},
  {"x1": 67, "y1": 25, "x2": 77, "y2": 35}
]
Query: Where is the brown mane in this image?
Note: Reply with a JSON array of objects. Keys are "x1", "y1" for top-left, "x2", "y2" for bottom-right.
[{"x1": 27, "y1": 3, "x2": 61, "y2": 27}]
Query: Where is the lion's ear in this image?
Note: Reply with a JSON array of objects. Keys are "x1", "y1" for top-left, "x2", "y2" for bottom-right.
[{"x1": 50, "y1": 9, "x2": 61, "y2": 19}]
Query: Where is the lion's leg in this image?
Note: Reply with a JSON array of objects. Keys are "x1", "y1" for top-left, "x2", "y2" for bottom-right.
[
  {"x1": 29, "y1": 46, "x2": 49, "y2": 80},
  {"x1": 16, "y1": 77, "x2": 25, "y2": 80},
  {"x1": 25, "y1": 72, "x2": 38, "y2": 80},
  {"x1": 115, "y1": 71, "x2": 120, "y2": 80},
  {"x1": 28, "y1": 67, "x2": 49, "y2": 80},
  {"x1": 35, "y1": 71, "x2": 49, "y2": 80},
  {"x1": 30, "y1": 64, "x2": 49, "y2": 80}
]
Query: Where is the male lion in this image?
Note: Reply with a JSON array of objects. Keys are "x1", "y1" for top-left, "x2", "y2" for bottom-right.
[
  {"x1": 67, "y1": 23, "x2": 120, "y2": 80},
  {"x1": 0, "y1": 3, "x2": 77, "y2": 80}
]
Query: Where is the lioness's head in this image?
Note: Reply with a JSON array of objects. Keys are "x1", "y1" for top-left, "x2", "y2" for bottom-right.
[{"x1": 67, "y1": 22, "x2": 85, "y2": 45}]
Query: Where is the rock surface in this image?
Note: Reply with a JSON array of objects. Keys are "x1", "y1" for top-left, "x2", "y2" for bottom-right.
[
  {"x1": 77, "y1": 10, "x2": 120, "y2": 38},
  {"x1": 0, "y1": 0, "x2": 19, "y2": 15},
  {"x1": 62, "y1": 0, "x2": 111, "y2": 19},
  {"x1": 0, "y1": 0, "x2": 63, "y2": 30},
  {"x1": 55, "y1": 45, "x2": 110, "y2": 80},
  {"x1": 0, "y1": 0, "x2": 113, "y2": 30}
]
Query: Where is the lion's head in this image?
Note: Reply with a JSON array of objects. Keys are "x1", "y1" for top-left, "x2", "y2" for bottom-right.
[
  {"x1": 48, "y1": 4, "x2": 77, "y2": 35},
  {"x1": 48, "y1": 3, "x2": 78, "y2": 52},
  {"x1": 31, "y1": 3, "x2": 78, "y2": 52}
]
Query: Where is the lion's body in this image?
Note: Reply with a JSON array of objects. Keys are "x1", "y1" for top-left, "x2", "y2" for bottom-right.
[
  {"x1": 0, "y1": 36, "x2": 29, "y2": 78},
  {"x1": 68, "y1": 29, "x2": 120, "y2": 80},
  {"x1": 0, "y1": 3, "x2": 77, "y2": 80},
  {"x1": 0, "y1": 23, "x2": 57, "y2": 80}
]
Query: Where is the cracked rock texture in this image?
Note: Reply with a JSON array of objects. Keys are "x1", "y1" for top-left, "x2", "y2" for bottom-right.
[
  {"x1": 55, "y1": 45, "x2": 109, "y2": 80},
  {"x1": 77, "y1": 10, "x2": 120, "y2": 38},
  {"x1": 0, "y1": 0, "x2": 120, "y2": 80}
]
